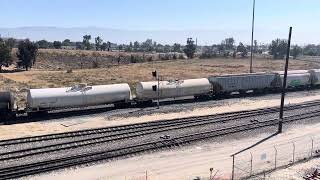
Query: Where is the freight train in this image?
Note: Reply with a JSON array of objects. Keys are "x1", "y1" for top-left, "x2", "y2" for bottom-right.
[{"x1": 1, "y1": 69, "x2": 320, "y2": 121}]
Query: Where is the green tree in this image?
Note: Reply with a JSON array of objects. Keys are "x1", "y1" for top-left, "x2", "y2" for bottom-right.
[
  {"x1": 107, "y1": 41, "x2": 111, "y2": 51},
  {"x1": 62, "y1": 39, "x2": 71, "y2": 46},
  {"x1": 37, "y1": 40, "x2": 49, "y2": 49},
  {"x1": 101, "y1": 42, "x2": 108, "y2": 51},
  {"x1": 82, "y1": 35, "x2": 92, "y2": 50},
  {"x1": 53, "y1": 41, "x2": 62, "y2": 49},
  {"x1": 133, "y1": 41, "x2": 140, "y2": 51},
  {"x1": 224, "y1": 37, "x2": 235, "y2": 50},
  {"x1": 5, "y1": 38, "x2": 16, "y2": 49},
  {"x1": 303, "y1": 44, "x2": 320, "y2": 56},
  {"x1": 141, "y1": 39, "x2": 153, "y2": 52},
  {"x1": 95, "y1": 36, "x2": 103, "y2": 51},
  {"x1": 237, "y1": 42, "x2": 247, "y2": 58},
  {"x1": 0, "y1": 38, "x2": 12, "y2": 72},
  {"x1": 291, "y1": 45, "x2": 302, "y2": 59},
  {"x1": 269, "y1": 39, "x2": 288, "y2": 59},
  {"x1": 76, "y1": 41, "x2": 84, "y2": 50},
  {"x1": 183, "y1": 38, "x2": 196, "y2": 59},
  {"x1": 173, "y1": 43, "x2": 181, "y2": 52},
  {"x1": 16, "y1": 39, "x2": 38, "y2": 71}
]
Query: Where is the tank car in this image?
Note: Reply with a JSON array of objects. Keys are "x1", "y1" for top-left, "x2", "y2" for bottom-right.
[
  {"x1": 208, "y1": 73, "x2": 279, "y2": 95},
  {"x1": 27, "y1": 83, "x2": 132, "y2": 111},
  {"x1": 135, "y1": 78, "x2": 211, "y2": 101},
  {"x1": 276, "y1": 70, "x2": 312, "y2": 88},
  {"x1": 308, "y1": 69, "x2": 320, "y2": 86},
  {"x1": 0, "y1": 91, "x2": 15, "y2": 121}
]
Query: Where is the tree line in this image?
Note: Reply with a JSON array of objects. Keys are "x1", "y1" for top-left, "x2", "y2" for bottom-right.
[
  {"x1": 0, "y1": 38, "x2": 38, "y2": 72},
  {"x1": 1, "y1": 35, "x2": 320, "y2": 72}
]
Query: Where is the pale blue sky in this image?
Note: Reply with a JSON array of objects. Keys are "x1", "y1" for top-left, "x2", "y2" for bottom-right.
[{"x1": 1, "y1": 0, "x2": 320, "y2": 44}]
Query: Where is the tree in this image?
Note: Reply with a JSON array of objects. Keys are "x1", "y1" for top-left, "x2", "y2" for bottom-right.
[
  {"x1": 269, "y1": 39, "x2": 288, "y2": 59},
  {"x1": 291, "y1": 45, "x2": 302, "y2": 59},
  {"x1": 101, "y1": 42, "x2": 108, "y2": 51},
  {"x1": 5, "y1": 38, "x2": 16, "y2": 49},
  {"x1": 173, "y1": 43, "x2": 181, "y2": 52},
  {"x1": 141, "y1": 39, "x2": 153, "y2": 52},
  {"x1": 16, "y1": 39, "x2": 38, "y2": 71},
  {"x1": 62, "y1": 39, "x2": 71, "y2": 46},
  {"x1": 237, "y1": 42, "x2": 247, "y2": 58},
  {"x1": 95, "y1": 36, "x2": 103, "y2": 51},
  {"x1": 183, "y1": 38, "x2": 196, "y2": 59},
  {"x1": 37, "y1": 40, "x2": 49, "y2": 49},
  {"x1": 76, "y1": 41, "x2": 84, "y2": 50},
  {"x1": 0, "y1": 38, "x2": 12, "y2": 72},
  {"x1": 82, "y1": 35, "x2": 92, "y2": 50},
  {"x1": 133, "y1": 41, "x2": 140, "y2": 51},
  {"x1": 217, "y1": 44, "x2": 225, "y2": 55},
  {"x1": 53, "y1": 41, "x2": 62, "y2": 49},
  {"x1": 163, "y1": 45, "x2": 171, "y2": 53},
  {"x1": 303, "y1": 44, "x2": 320, "y2": 56},
  {"x1": 224, "y1": 37, "x2": 235, "y2": 50}
]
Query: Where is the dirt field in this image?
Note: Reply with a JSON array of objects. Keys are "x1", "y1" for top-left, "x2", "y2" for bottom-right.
[{"x1": 1, "y1": 56, "x2": 320, "y2": 107}]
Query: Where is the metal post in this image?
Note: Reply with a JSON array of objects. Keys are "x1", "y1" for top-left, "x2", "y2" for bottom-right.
[
  {"x1": 250, "y1": 152, "x2": 253, "y2": 176},
  {"x1": 311, "y1": 138, "x2": 314, "y2": 157},
  {"x1": 157, "y1": 75, "x2": 160, "y2": 109},
  {"x1": 146, "y1": 170, "x2": 148, "y2": 180},
  {"x1": 279, "y1": 27, "x2": 293, "y2": 133},
  {"x1": 274, "y1": 146, "x2": 277, "y2": 169},
  {"x1": 249, "y1": 0, "x2": 255, "y2": 73},
  {"x1": 292, "y1": 142, "x2": 295, "y2": 164},
  {"x1": 232, "y1": 155, "x2": 235, "y2": 180},
  {"x1": 209, "y1": 168, "x2": 213, "y2": 180}
]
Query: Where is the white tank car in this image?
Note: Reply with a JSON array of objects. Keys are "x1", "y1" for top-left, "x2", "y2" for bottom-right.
[
  {"x1": 136, "y1": 78, "x2": 211, "y2": 100},
  {"x1": 308, "y1": 69, "x2": 320, "y2": 85},
  {"x1": 27, "y1": 83, "x2": 132, "y2": 110},
  {"x1": 208, "y1": 73, "x2": 279, "y2": 93}
]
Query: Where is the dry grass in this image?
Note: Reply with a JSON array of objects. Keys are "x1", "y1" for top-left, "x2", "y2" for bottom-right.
[{"x1": 1, "y1": 57, "x2": 320, "y2": 108}]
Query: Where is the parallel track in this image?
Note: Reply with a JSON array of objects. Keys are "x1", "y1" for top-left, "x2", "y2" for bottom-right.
[
  {"x1": 0, "y1": 100, "x2": 319, "y2": 161},
  {"x1": 1, "y1": 99, "x2": 320, "y2": 147},
  {"x1": 0, "y1": 108, "x2": 319, "y2": 179}
]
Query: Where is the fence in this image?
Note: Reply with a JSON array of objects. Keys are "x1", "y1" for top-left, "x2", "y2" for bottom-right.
[{"x1": 232, "y1": 134, "x2": 320, "y2": 179}]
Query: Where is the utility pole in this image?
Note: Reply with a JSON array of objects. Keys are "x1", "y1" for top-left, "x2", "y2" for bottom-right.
[
  {"x1": 249, "y1": 0, "x2": 255, "y2": 73},
  {"x1": 279, "y1": 27, "x2": 292, "y2": 133}
]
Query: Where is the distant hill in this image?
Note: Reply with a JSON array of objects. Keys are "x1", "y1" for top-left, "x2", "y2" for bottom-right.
[
  {"x1": 0, "y1": 26, "x2": 253, "y2": 45},
  {"x1": 0, "y1": 26, "x2": 312, "y2": 45}
]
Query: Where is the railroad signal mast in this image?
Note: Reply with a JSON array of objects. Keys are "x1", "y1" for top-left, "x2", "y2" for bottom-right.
[{"x1": 152, "y1": 70, "x2": 160, "y2": 109}]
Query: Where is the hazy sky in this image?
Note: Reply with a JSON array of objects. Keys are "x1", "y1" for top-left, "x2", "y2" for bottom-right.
[{"x1": 1, "y1": 0, "x2": 320, "y2": 44}]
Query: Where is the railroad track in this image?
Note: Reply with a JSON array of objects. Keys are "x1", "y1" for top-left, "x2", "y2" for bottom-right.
[
  {"x1": 1, "y1": 99, "x2": 320, "y2": 147},
  {"x1": 0, "y1": 100, "x2": 319, "y2": 161},
  {"x1": 0, "y1": 107, "x2": 319, "y2": 179}
]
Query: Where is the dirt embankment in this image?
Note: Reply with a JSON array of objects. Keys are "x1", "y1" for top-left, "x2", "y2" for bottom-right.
[{"x1": 32, "y1": 49, "x2": 185, "y2": 70}]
